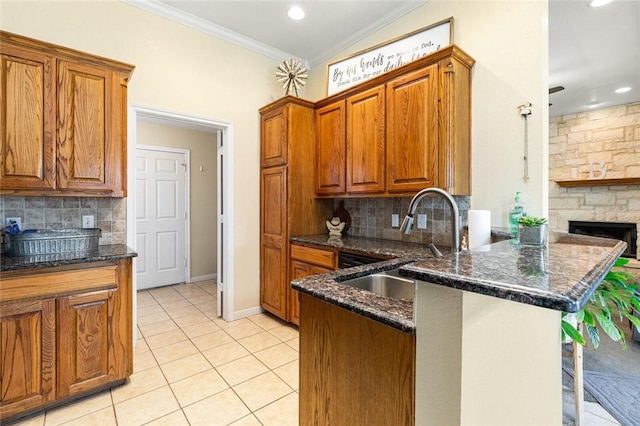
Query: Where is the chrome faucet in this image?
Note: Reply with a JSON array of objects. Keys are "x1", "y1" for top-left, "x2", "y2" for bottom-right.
[{"x1": 400, "y1": 187, "x2": 460, "y2": 252}]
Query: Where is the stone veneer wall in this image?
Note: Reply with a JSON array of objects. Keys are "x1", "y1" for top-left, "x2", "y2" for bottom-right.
[
  {"x1": 549, "y1": 101, "x2": 640, "y2": 259},
  {"x1": 0, "y1": 196, "x2": 127, "y2": 245},
  {"x1": 336, "y1": 196, "x2": 471, "y2": 247}
]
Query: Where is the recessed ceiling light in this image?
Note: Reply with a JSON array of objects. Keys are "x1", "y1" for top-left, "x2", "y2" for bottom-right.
[
  {"x1": 590, "y1": 0, "x2": 613, "y2": 7},
  {"x1": 288, "y1": 6, "x2": 305, "y2": 20},
  {"x1": 615, "y1": 86, "x2": 631, "y2": 94}
]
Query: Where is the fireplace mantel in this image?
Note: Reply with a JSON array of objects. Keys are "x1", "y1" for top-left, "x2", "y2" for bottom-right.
[{"x1": 554, "y1": 177, "x2": 640, "y2": 187}]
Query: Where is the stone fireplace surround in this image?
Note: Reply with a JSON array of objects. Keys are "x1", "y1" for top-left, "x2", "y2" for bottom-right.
[{"x1": 549, "y1": 102, "x2": 640, "y2": 262}]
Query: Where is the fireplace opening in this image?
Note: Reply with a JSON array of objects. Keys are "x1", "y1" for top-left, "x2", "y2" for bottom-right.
[{"x1": 568, "y1": 221, "x2": 637, "y2": 258}]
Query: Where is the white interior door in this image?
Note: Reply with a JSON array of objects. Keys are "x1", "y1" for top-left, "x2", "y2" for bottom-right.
[{"x1": 136, "y1": 147, "x2": 188, "y2": 290}]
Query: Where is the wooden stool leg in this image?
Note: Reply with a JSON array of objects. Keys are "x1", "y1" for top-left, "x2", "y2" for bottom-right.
[{"x1": 573, "y1": 322, "x2": 585, "y2": 425}]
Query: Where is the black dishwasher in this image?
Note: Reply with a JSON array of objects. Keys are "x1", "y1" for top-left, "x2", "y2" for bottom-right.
[{"x1": 338, "y1": 251, "x2": 383, "y2": 268}]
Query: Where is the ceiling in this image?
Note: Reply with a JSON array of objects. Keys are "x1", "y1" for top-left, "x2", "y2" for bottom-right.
[
  {"x1": 549, "y1": 0, "x2": 640, "y2": 116},
  {"x1": 125, "y1": 0, "x2": 640, "y2": 117}
]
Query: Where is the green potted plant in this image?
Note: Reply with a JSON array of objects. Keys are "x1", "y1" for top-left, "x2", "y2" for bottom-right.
[
  {"x1": 562, "y1": 258, "x2": 640, "y2": 349},
  {"x1": 517, "y1": 216, "x2": 548, "y2": 247}
]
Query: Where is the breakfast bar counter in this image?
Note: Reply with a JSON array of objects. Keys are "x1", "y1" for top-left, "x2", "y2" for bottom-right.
[
  {"x1": 291, "y1": 232, "x2": 626, "y2": 332},
  {"x1": 292, "y1": 232, "x2": 627, "y2": 425}
]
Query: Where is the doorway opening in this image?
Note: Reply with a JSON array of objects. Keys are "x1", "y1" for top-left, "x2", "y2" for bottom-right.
[{"x1": 127, "y1": 105, "x2": 235, "y2": 322}]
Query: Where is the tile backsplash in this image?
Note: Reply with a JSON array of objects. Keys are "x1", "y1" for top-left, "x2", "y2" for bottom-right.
[
  {"x1": 1, "y1": 196, "x2": 127, "y2": 245},
  {"x1": 336, "y1": 196, "x2": 470, "y2": 247}
]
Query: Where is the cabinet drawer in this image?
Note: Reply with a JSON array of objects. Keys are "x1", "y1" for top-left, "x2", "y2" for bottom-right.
[
  {"x1": 0, "y1": 266, "x2": 117, "y2": 303},
  {"x1": 291, "y1": 244, "x2": 336, "y2": 269}
]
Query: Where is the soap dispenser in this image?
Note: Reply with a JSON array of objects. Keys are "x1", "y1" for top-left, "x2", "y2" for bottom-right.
[{"x1": 509, "y1": 192, "x2": 526, "y2": 235}]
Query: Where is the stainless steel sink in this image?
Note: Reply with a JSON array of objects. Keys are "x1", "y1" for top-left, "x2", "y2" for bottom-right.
[{"x1": 339, "y1": 269, "x2": 414, "y2": 300}]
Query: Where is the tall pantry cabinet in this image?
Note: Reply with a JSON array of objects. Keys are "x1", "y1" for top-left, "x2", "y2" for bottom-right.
[{"x1": 259, "y1": 97, "x2": 333, "y2": 323}]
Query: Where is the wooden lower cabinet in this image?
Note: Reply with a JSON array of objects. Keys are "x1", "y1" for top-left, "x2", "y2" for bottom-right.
[
  {"x1": 299, "y1": 294, "x2": 415, "y2": 425},
  {"x1": 290, "y1": 260, "x2": 333, "y2": 326},
  {"x1": 0, "y1": 299, "x2": 56, "y2": 420},
  {"x1": 289, "y1": 244, "x2": 337, "y2": 326},
  {"x1": 56, "y1": 289, "x2": 116, "y2": 398},
  {"x1": 0, "y1": 258, "x2": 132, "y2": 423}
]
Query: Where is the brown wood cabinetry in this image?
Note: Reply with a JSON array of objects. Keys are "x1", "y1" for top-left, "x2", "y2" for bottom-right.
[
  {"x1": 299, "y1": 293, "x2": 415, "y2": 425},
  {"x1": 314, "y1": 45, "x2": 474, "y2": 197},
  {"x1": 0, "y1": 299, "x2": 56, "y2": 419},
  {"x1": 0, "y1": 259, "x2": 133, "y2": 423},
  {"x1": 315, "y1": 101, "x2": 345, "y2": 196},
  {"x1": 57, "y1": 289, "x2": 116, "y2": 398},
  {"x1": 386, "y1": 65, "x2": 438, "y2": 193},
  {"x1": 346, "y1": 85, "x2": 385, "y2": 194},
  {"x1": 289, "y1": 244, "x2": 337, "y2": 325},
  {"x1": 0, "y1": 31, "x2": 134, "y2": 197},
  {"x1": 260, "y1": 97, "x2": 334, "y2": 324},
  {"x1": 260, "y1": 165, "x2": 288, "y2": 319}
]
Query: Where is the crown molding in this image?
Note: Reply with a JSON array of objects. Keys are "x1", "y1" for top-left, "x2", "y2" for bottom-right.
[
  {"x1": 307, "y1": 1, "x2": 427, "y2": 67},
  {"x1": 122, "y1": 0, "x2": 302, "y2": 64},
  {"x1": 122, "y1": 0, "x2": 426, "y2": 70}
]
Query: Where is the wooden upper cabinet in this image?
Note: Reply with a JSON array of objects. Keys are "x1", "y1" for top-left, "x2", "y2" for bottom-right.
[
  {"x1": 261, "y1": 105, "x2": 288, "y2": 167},
  {"x1": 0, "y1": 45, "x2": 56, "y2": 190},
  {"x1": 346, "y1": 86, "x2": 385, "y2": 194},
  {"x1": 386, "y1": 64, "x2": 438, "y2": 193},
  {"x1": 0, "y1": 31, "x2": 134, "y2": 197},
  {"x1": 57, "y1": 60, "x2": 116, "y2": 193},
  {"x1": 314, "y1": 45, "x2": 474, "y2": 197},
  {"x1": 315, "y1": 101, "x2": 346, "y2": 196}
]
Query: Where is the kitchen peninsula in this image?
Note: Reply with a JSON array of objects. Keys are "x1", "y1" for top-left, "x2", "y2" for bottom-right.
[{"x1": 292, "y1": 232, "x2": 626, "y2": 425}]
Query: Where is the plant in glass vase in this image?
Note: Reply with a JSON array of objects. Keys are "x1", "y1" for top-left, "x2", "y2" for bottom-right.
[{"x1": 517, "y1": 216, "x2": 548, "y2": 247}]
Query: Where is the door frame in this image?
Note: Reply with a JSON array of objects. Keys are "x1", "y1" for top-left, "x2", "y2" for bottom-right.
[
  {"x1": 127, "y1": 105, "x2": 235, "y2": 322},
  {"x1": 135, "y1": 144, "x2": 191, "y2": 287}
]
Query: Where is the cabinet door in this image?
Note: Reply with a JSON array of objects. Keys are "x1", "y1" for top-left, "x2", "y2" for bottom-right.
[
  {"x1": 56, "y1": 289, "x2": 116, "y2": 398},
  {"x1": 260, "y1": 166, "x2": 288, "y2": 319},
  {"x1": 0, "y1": 299, "x2": 56, "y2": 420},
  {"x1": 261, "y1": 105, "x2": 288, "y2": 167},
  {"x1": 57, "y1": 60, "x2": 118, "y2": 193},
  {"x1": 289, "y1": 261, "x2": 333, "y2": 326},
  {"x1": 315, "y1": 101, "x2": 346, "y2": 196},
  {"x1": 289, "y1": 244, "x2": 336, "y2": 326},
  {"x1": 0, "y1": 45, "x2": 56, "y2": 190},
  {"x1": 386, "y1": 64, "x2": 438, "y2": 193},
  {"x1": 346, "y1": 86, "x2": 385, "y2": 194}
]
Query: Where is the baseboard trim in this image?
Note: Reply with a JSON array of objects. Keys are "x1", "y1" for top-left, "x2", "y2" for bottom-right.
[
  {"x1": 231, "y1": 306, "x2": 264, "y2": 321},
  {"x1": 190, "y1": 273, "x2": 216, "y2": 283}
]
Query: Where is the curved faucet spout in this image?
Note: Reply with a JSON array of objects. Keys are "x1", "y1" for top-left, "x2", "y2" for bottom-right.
[{"x1": 400, "y1": 187, "x2": 460, "y2": 252}]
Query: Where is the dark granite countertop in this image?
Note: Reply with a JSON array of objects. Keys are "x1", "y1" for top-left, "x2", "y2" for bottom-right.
[
  {"x1": 290, "y1": 234, "x2": 434, "y2": 258},
  {"x1": 290, "y1": 232, "x2": 627, "y2": 335},
  {"x1": 0, "y1": 244, "x2": 137, "y2": 272}
]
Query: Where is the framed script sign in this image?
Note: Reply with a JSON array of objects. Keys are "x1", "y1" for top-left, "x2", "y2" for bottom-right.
[{"x1": 326, "y1": 17, "x2": 453, "y2": 96}]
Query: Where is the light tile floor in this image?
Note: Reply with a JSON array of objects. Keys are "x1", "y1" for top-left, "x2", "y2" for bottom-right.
[
  {"x1": 10, "y1": 279, "x2": 620, "y2": 426},
  {"x1": 13, "y1": 280, "x2": 299, "y2": 426}
]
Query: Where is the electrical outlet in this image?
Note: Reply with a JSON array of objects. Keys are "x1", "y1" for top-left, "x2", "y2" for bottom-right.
[
  {"x1": 417, "y1": 214, "x2": 427, "y2": 229},
  {"x1": 82, "y1": 215, "x2": 95, "y2": 228},
  {"x1": 391, "y1": 214, "x2": 399, "y2": 228},
  {"x1": 6, "y1": 217, "x2": 21, "y2": 230}
]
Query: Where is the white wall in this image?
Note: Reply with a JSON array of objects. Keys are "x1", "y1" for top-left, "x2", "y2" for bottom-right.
[
  {"x1": 0, "y1": 0, "x2": 284, "y2": 314},
  {"x1": 306, "y1": 0, "x2": 550, "y2": 225}
]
